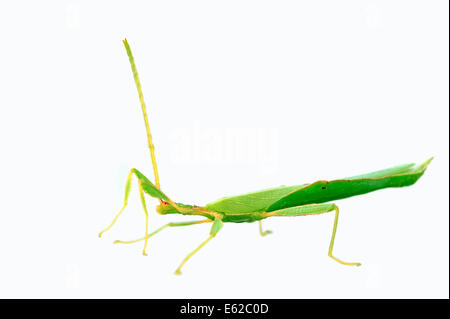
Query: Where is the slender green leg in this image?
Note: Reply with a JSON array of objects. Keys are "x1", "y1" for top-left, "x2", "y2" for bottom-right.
[
  {"x1": 174, "y1": 236, "x2": 214, "y2": 275},
  {"x1": 327, "y1": 205, "x2": 361, "y2": 266},
  {"x1": 175, "y1": 218, "x2": 224, "y2": 275},
  {"x1": 265, "y1": 203, "x2": 361, "y2": 266},
  {"x1": 99, "y1": 169, "x2": 134, "y2": 238},
  {"x1": 258, "y1": 221, "x2": 272, "y2": 236},
  {"x1": 114, "y1": 219, "x2": 211, "y2": 244},
  {"x1": 138, "y1": 180, "x2": 150, "y2": 256},
  {"x1": 99, "y1": 168, "x2": 183, "y2": 239}
]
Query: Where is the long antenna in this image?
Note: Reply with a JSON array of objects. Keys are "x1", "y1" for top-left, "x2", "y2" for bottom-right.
[{"x1": 123, "y1": 38, "x2": 161, "y2": 190}]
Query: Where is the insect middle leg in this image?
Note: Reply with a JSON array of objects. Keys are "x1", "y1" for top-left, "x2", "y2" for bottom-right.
[
  {"x1": 114, "y1": 219, "x2": 212, "y2": 244},
  {"x1": 265, "y1": 203, "x2": 361, "y2": 266},
  {"x1": 175, "y1": 218, "x2": 224, "y2": 275}
]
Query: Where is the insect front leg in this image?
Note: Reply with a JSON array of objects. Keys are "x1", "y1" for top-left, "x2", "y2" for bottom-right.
[
  {"x1": 98, "y1": 169, "x2": 134, "y2": 238},
  {"x1": 138, "y1": 179, "x2": 150, "y2": 255},
  {"x1": 99, "y1": 168, "x2": 168, "y2": 239},
  {"x1": 265, "y1": 203, "x2": 361, "y2": 266}
]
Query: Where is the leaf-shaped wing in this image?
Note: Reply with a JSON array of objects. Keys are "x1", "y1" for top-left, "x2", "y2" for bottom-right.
[
  {"x1": 266, "y1": 158, "x2": 433, "y2": 212},
  {"x1": 206, "y1": 184, "x2": 306, "y2": 214}
]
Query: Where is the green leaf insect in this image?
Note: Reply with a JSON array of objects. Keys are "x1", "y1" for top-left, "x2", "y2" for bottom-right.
[{"x1": 99, "y1": 39, "x2": 433, "y2": 275}]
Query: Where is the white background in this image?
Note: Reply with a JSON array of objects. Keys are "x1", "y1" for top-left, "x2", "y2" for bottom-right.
[{"x1": 0, "y1": 1, "x2": 448, "y2": 298}]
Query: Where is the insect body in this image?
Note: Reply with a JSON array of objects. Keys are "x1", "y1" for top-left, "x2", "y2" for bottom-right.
[{"x1": 99, "y1": 39, "x2": 432, "y2": 274}]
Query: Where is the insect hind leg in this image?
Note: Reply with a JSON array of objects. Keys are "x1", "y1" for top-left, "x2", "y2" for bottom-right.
[
  {"x1": 258, "y1": 221, "x2": 272, "y2": 236},
  {"x1": 265, "y1": 203, "x2": 361, "y2": 266},
  {"x1": 327, "y1": 204, "x2": 361, "y2": 266}
]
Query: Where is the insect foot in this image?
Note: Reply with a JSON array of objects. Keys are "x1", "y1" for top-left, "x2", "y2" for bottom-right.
[
  {"x1": 261, "y1": 230, "x2": 272, "y2": 236},
  {"x1": 329, "y1": 254, "x2": 361, "y2": 267}
]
